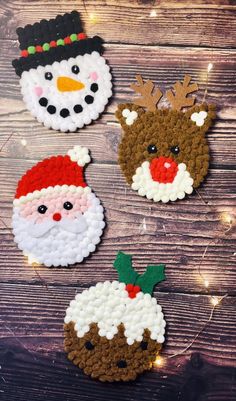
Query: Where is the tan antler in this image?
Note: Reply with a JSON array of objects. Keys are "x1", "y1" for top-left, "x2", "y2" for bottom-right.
[
  {"x1": 130, "y1": 75, "x2": 163, "y2": 112},
  {"x1": 166, "y1": 75, "x2": 198, "y2": 111}
]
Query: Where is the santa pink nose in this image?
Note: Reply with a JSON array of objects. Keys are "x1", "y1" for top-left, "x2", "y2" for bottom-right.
[
  {"x1": 150, "y1": 156, "x2": 178, "y2": 184},
  {"x1": 53, "y1": 213, "x2": 62, "y2": 221}
]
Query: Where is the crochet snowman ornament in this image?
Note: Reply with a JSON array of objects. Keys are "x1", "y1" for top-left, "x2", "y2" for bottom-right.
[
  {"x1": 12, "y1": 11, "x2": 112, "y2": 132},
  {"x1": 12, "y1": 146, "x2": 105, "y2": 267},
  {"x1": 64, "y1": 252, "x2": 166, "y2": 381}
]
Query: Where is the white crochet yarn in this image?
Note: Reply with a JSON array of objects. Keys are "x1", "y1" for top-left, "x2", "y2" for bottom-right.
[
  {"x1": 20, "y1": 51, "x2": 112, "y2": 132},
  {"x1": 191, "y1": 111, "x2": 208, "y2": 127},
  {"x1": 12, "y1": 189, "x2": 105, "y2": 267},
  {"x1": 122, "y1": 108, "x2": 138, "y2": 125},
  {"x1": 67, "y1": 145, "x2": 91, "y2": 166},
  {"x1": 64, "y1": 281, "x2": 166, "y2": 345},
  {"x1": 132, "y1": 161, "x2": 193, "y2": 203}
]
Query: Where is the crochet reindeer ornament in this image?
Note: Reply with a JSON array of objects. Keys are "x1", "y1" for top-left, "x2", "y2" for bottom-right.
[{"x1": 116, "y1": 75, "x2": 216, "y2": 203}]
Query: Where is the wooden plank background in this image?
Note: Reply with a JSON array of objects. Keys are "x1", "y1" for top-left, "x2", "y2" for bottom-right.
[{"x1": 0, "y1": 1, "x2": 235, "y2": 400}]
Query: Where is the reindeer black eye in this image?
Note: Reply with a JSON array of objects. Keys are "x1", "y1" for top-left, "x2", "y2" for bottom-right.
[
  {"x1": 140, "y1": 341, "x2": 148, "y2": 350},
  {"x1": 147, "y1": 144, "x2": 157, "y2": 154},
  {"x1": 63, "y1": 201, "x2": 73, "y2": 210},
  {"x1": 71, "y1": 65, "x2": 80, "y2": 74},
  {"x1": 170, "y1": 145, "x2": 180, "y2": 155},
  {"x1": 45, "y1": 72, "x2": 53, "y2": 80},
  {"x1": 85, "y1": 341, "x2": 94, "y2": 350},
  {"x1": 38, "y1": 205, "x2": 47, "y2": 214}
]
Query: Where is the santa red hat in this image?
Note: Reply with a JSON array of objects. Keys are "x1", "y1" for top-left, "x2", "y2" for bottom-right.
[{"x1": 14, "y1": 146, "x2": 91, "y2": 206}]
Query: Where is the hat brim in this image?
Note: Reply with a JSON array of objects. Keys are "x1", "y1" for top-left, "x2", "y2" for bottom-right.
[{"x1": 12, "y1": 36, "x2": 103, "y2": 77}]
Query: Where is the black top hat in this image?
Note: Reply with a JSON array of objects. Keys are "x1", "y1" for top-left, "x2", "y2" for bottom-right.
[{"x1": 12, "y1": 11, "x2": 103, "y2": 77}]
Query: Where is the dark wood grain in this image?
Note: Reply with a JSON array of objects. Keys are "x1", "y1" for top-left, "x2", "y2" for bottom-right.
[
  {"x1": 0, "y1": 1, "x2": 236, "y2": 401},
  {"x1": 0, "y1": 0, "x2": 236, "y2": 48}
]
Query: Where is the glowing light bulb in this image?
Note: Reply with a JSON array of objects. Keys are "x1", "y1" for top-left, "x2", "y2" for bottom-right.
[
  {"x1": 207, "y1": 63, "x2": 213, "y2": 73},
  {"x1": 150, "y1": 10, "x2": 157, "y2": 17},
  {"x1": 204, "y1": 280, "x2": 209, "y2": 288},
  {"x1": 154, "y1": 356, "x2": 163, "y2": 367},
  {"x1": 21, "y1": 139, "x2": 27, "y2": 147},
  {"x1": 89, "y1": 13, "x2": 98, "y2": 24},
  {"x1": 211, "y1": 296, "x2": 219, "y2": 307}
]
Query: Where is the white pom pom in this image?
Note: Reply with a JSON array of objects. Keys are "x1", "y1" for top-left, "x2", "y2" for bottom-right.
[{"x1": 67, "y1": 145, "x2": 91, "y2": 167}]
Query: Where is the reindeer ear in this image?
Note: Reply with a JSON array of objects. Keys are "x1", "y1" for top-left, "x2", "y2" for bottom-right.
[
  {"x1": 115, "y1": 103, "x2": 144, "y2": 127},
  {"x1": 186, "y1": 103, "x2": 216, "y2": 131}
]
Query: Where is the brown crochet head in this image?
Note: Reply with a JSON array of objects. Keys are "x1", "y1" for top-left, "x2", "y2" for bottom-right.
[{"x1": 116, "y1": 75, "x2": 216, "y2": 203}]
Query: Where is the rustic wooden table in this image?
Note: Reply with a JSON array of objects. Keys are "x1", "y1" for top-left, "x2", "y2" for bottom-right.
[{"x1": 0, "y1": 1, "x2": 235, "y2": 400}]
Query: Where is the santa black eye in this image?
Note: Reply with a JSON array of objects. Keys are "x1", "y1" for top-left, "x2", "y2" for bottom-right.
[
  {"x1": 140, "y1": 341, "x2": 148, "y2": 350},
  {"x1": 147, "y1": 144, "x2": 157, "y2": 154},
  {"x1": 85, "y1": 341, "x2": 94, "y2": 350},
  {"x1": 71, "y1": 65, "x2": 80, "y2": 74},
  {"x1": 170, "y1": 145, "x2": 180, "y2": 155},
  {"x1": 38, "y1": 205, "x2": 47, "y2": 214},
  {"x1": 63, "y1": 201, "x2": 73, "y2": 210},
  {"x1": 45, "y1": 72, "x2": 53, "y2": 80}
]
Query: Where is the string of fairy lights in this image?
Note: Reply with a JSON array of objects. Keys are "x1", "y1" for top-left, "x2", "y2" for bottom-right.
[{"x1": 0, "y1": 6, "x2": 235, "y2": 369}]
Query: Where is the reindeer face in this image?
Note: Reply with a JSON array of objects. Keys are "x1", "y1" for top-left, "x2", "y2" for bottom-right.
[{"x1": 116, "y1": 76, "x2": 216, "y2": 203}]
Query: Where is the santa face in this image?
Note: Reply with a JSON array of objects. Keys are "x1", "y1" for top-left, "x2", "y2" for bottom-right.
[
  {"x1": 12, "y1": 188, "x2": 105, "y2": 267},
  {"x1": 20, "y1": 51, "x2": 112, "y2": 132}
]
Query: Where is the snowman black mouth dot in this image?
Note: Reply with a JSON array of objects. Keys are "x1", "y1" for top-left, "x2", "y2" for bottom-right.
[
  {"x1": 74, "y1": 104, "x2": 83, "y2": 114},
  {"x1": 85, "y1": 95, "x2": 94, "y2": 104},
  {"x1": 39, "y1": 97, "x2": 48, "y2": 107},
  {"x1": 90, "y1": 83, "x2": 98, "y2": 93},
  {"x1": 47, "y1": 105, "x2": 56, "y2": 114},
  {"x1": 60, "y1": 108, "x2": 70, "y2": 118}
]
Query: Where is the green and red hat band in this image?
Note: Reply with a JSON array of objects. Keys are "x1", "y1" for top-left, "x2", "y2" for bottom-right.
[{"x1": 21, "y1": 32, "x2": 87, "y2": 58}]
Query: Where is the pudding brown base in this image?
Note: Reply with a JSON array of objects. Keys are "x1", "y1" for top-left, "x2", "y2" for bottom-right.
[{"x1": 64, "y1": 322, "x2": 162, "y2": 382}]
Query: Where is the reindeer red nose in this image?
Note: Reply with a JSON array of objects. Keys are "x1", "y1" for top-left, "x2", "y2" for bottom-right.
[{"x1": 150, "y1": 156, "x2": 178, "y2": 184}]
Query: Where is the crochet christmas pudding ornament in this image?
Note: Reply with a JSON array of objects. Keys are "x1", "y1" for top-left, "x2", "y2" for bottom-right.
[
  {"x1": 64, "y1": 252, "x2": 166, "y2": 381},
  {"x1": 116, "y1": 75, "x2": 216, "y2": 203},
  {"x1": 12, "y1": 11, "x2": 112, "y2": 132},
  {"x1": 12, "y1": 146, "x2": 105, "y2": 267}
]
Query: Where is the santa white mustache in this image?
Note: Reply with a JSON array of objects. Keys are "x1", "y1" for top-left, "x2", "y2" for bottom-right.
[{"x1": 25, "y1": 214, "x2": 88, "y2": 238}]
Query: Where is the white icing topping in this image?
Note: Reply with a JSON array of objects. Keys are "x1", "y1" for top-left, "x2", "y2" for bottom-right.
[
  {"x1": 64, "y1": 281, "x2": 166, "y2": 345},
  {"x1": 131, "y1": 161, "x2": 193, "y2": 203}
]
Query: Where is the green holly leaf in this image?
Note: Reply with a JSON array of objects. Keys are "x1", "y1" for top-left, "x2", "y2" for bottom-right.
[
  {"x1": 113, "y1": 251, "x2": 139, "y2": 285},
  {"x1": 135, "y1": 264, "x2": 165, "y2": 294}
]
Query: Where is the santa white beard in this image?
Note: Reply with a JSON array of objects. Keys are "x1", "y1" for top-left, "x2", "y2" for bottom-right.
[
  {"x1": 132, "y1": 161, "x2": 194, "y2": 203},
  {"x1": 12, "y1": 193, "x2": 105, "y2": 267}
]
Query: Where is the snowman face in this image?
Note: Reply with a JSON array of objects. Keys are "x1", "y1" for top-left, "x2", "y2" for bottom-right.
[
  {"x1": 12, "y1": 189, "x2": 105, "y2": 267},
  {"x1": 20, "y1": 51, "x2": 112, "y2": 132}
]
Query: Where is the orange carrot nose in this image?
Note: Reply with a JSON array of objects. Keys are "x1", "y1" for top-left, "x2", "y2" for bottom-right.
[{"x1": 57, "y1": 77, "x2": 85, "y2": 92}]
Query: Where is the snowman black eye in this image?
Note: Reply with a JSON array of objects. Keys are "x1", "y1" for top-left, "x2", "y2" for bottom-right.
[
  {"x1": 45, "y1": 72, "x2": 53, "y2": 81},
  {"x1": 71, "y1": 65, "x2": 80, "y2": 74},
  {"x1": 170, "y1": 145, "x2": 180, "y2": 155},
  {"x1": 147, "y1": 144, "x2": 157, "y2": 154},
  {"x1": 85, "y1": 341, "x2": 94, "y2": 350},
  {"x1": 63, "y1": 201, "x2": 73, "y2": 210},
  {"x1": 38, "y1": 205, "x2": 47, "y2": 214},
  {"x1": 140, "y1": 341, "x2": 148, "y2": 350}
]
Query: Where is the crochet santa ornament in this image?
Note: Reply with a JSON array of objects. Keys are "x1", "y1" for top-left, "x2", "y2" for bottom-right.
[
  {"x1": 64, "y1": 252, "x2": 166, "y2": 381},
  {"x1": 12, "y1": 10, "x2": 112, "y2": 132},
  {"x1": 12, "y1": 146, "x2": 105, "y2": 267}
]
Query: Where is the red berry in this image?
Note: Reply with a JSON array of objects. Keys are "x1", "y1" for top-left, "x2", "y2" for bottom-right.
[
  {"x1": 133, "y1": 285, "x2": 141, "y2": 293},
  {"x1": 36, "y1": 45, "x2": 43, "y2": 53},
  {"x1": 50, "y1": 41, "x2": 57, "y2": 47},
  {"x1": 126, "y1": 284, "x2": 134, "y2": 292},
  {"x1": 21, "y1": 50, "x2": 28, "y2": 57},
  {"x1": 78, "y1": 33, "x2": 86, "y2": 40},
  {"x1": 129, "y1": 292, "x2": 136, "y2": 299},
  {"x1": 64, "y1": 36, "x2": 72, "y2": 45}
]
